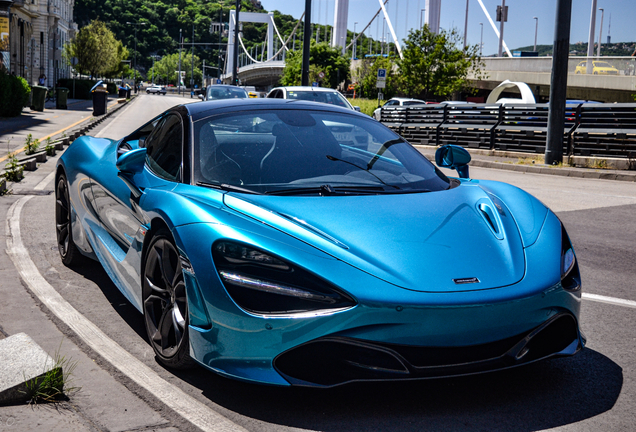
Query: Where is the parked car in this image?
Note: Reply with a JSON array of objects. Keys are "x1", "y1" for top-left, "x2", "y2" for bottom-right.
[
  {"x1": 146, "y1": 85, "x2": 167, "y2": 95},
  {"x1": 373, "y1": 97, "x2": 429, "y2": 120},
  {"x1": 266, "y1": 86, "x2": 360, "y2": 111},
  {"x1": 574, "y1": 61, "x2": 619, "y2": 75},
  {"x1": 199, "y1": 84, "x2": 248, "y2": 101},
  {"x1": 55, "y1": 99, "x2": 584, "y2": 387}
]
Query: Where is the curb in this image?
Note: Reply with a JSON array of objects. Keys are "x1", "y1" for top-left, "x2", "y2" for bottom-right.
[{"x1": 0, "y1": 333, "x2": 59, "y2": 405}]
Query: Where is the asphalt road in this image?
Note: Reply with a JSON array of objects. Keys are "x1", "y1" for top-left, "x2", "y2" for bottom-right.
[{"x1": 4, "y1": 94, "x2": 636, "y2": 431}]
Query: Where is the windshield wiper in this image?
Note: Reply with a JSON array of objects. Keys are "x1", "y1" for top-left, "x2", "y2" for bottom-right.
[
  {"x1": 265, "y1": 184, "x2": 387, "y2": 196},
  {"x1": 326, "y1": 154, "x2": 400, "y2": 190},
  {"x1": 367, "y1": 138, "x2": 404, "y2": 170},
  {"x1": 196, "y1": 181, "x2": 260, "y2": 195}
]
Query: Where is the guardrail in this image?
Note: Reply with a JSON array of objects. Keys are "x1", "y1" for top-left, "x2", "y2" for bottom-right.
[{"x1": 381, "y1": 103, "x2": 636, "y2": 161}]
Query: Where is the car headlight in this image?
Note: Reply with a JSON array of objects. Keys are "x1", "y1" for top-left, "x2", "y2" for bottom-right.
[
  {"x1": 213, "y1": 241, "x2": 356, "y2": 316},
  {"x1": 560, "y1": 224, "x2": 581, "y2": 292}
]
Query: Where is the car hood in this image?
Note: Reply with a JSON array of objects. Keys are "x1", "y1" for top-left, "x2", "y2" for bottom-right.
[{"x1": 223, "y1": 183, "x2": 528, "y2": 293}]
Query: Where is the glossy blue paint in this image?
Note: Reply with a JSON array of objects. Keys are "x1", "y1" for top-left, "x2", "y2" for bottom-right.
[{"x1": 56, "y1": 100, "x2": 584, "y2": 387}]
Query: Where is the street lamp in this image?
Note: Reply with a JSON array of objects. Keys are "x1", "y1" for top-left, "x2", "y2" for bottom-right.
[
  {"x1": 420, "y1": 9, "x2": 425, "y2": 29},
  {"x1": 353, "y1": 22, "x2": 358, "y2": 59},
  {"x1": 597, "y1": 8, "x2": 604, "y2": 57},
  {"x1": 151, "y1": 55, "x2": 161, "y2": 84},
  {"x1": 479, "y1": 22, "x2": 483, "y2": 56},
  {"x1": 126, "y1": 22, "x2": 146, "y2": 93},
  {"x1": 533, "y1": 17, "x2": 538, "y2": 52}
]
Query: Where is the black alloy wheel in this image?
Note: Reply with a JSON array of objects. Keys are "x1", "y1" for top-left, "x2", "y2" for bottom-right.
[
  {"x1": 55, "y1": 174, "x2": 83, "y2": 266},
  {"x1": 142, "y1": 229, "x2": 195, "y2": 369}
]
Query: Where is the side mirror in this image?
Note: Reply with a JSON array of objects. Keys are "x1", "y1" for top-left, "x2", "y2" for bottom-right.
[
  {"x1": 354, "y1": 106, "x2": 361, "y2": 112},
  {"x1": 117, "y1": 148, "x2": 147, "y2": 174},
  {"x1": 198, "y1": 94, "x2": 204, "y2": 100},
  {"x1": 435, "y1": 144, "x2": 471, "y2": 178}
]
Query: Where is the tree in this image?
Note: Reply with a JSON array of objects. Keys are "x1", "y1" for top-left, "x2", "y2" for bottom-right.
[
  {"x1": 354, "y1": 56, "x2": 398, "y2": 100},
  {"x1": 280, "y1": 41, "x2": 350, "y2": 89},
  {"x1": 397, "y1": 25, "x2": 485, "y2": 100},
  {"x1": 64, "y1": 20, "x2": 128, "y2": 78},
  {"x1": 148, "y1": 52, "x2": 202, "y2": 87}
]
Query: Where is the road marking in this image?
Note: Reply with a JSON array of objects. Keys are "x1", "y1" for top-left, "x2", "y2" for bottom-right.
[
  {"x1": 582, "y1": 293, "x2": 636, "y2": 309},
  {"x1": 5, "y1": 176, "x2": 247, "y2": 432}
]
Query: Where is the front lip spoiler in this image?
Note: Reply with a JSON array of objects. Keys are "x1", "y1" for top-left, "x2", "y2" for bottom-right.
[{"x1": 274, "y1": 312, "x2": 584, "y2": 387}]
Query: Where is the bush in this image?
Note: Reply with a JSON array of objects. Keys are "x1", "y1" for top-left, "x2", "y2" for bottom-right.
[
  {"x1": 58, "y1": 78, "x2": 117, "y2": 99},
  {"x1": 0, "y1": 70, "x2": 31, "y2": 117}
]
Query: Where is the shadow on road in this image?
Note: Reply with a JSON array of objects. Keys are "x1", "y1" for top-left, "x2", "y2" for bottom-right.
[{"x1": 170, "y1": 347, "x2": 621, "y2": 431}]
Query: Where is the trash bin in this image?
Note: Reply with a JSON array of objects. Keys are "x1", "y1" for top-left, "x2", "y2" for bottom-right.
[
  {"x1": 30, "y1": 85, "x2": 47, "y2": 112},
  {"x1": 126, "y1": 88, "x2": 131, "y2": 98},
  {"x1": 92, "y1": 85, "x2": 108, "y2": 116},
  {"x1": 118, "y1": 87, "x2": 127, "y2": 98},
  {"x1": 56, "y1": 87, "x2": 69, "y2": 109}
]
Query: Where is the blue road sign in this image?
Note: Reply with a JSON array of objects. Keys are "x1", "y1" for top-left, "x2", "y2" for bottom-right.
[{"x1": 377, "y1": 68, "x2": 387, "y2": 79}]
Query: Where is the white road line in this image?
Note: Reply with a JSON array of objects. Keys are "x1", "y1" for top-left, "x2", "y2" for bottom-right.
[
  {"x1": 582, "y1": 293, "x2": 636, "y2": 309},
  {"x1": 95, "y1": 96, "x2": 139, "y2": 138},
  {"x1": 6, "y1": 189, "x2": 246, "y2": 431}
]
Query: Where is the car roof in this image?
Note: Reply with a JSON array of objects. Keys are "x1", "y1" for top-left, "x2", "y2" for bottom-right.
[
  {"x1": 272, "y1": 86, "x2": 343, "y2": 93},
  {"x1": 183, "y1": 98, "x2": 368, "y2": 121},
  {"x1": 207, "y1": 84, "x2": 246, "y2": 90}
]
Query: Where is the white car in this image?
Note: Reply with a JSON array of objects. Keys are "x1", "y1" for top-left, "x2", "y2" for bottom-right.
[
  {"x1": 266, "y1": 86, "x2": 360, "y2": 111},
  {"x1": 146, "y1": 85, "x2": 166, "y2": 95},
  {"x1": 373, "y1": 97, "x2": 428, "y2": 120}
]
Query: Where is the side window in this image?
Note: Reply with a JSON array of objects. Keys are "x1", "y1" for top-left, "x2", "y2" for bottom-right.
[{"x1": 145, "y1": 114, "x2": 183, "y2": 181}]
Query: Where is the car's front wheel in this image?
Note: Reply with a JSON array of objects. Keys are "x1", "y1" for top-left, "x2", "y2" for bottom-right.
[
  {"x1": 146, "y1": 90, "x2": 150, "y2": 94},
  {"x1": 55, "y1": 174, "x2": 84, "y2": 266},
  {"x1": 142, "y1": 229, "x2": 195, "y2": 369}
]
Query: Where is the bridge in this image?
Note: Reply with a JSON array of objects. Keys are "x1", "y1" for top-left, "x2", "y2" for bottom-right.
[{"x1": 215, "y1": 1, "x2": 636, "y2": 102}]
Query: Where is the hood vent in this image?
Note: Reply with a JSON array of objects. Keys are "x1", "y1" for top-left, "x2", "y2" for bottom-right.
[{"x1": 478, "y1": 203, "x2": 504, "y2": 240}]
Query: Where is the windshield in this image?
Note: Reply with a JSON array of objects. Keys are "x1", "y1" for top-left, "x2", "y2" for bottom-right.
[
  {"x1": 193, "y1": 109, "x2": 450, "y2": 195},
  {"x1": 286, "y1": 90, "x2": 351, "y2": 108},
  {"x1": 594, "y1": 62, "x2": 613, "y2": 68},
  {"x1": 207, "y1": 87, "x2": 248, "y2": 100}
]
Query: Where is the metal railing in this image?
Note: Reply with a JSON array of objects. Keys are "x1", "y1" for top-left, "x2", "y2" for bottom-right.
[{"x1": 381, "y1": 103, "x2": 636, "y2": 160}]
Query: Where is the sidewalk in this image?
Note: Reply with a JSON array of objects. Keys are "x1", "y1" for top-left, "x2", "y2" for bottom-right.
[{"x1": 414, "y1": 145, "x2": 636, "y2": 182}]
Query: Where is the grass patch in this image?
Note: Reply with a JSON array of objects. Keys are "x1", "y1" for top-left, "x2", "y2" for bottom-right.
[
  {"x1": 585, "y1": 158, "x2": 611, "y2": 169},
  {"x1": 347, "y1": 98, "x2": 379, "y2": 117},
  {"x1": 23, "y1": 342, "x2": 80, "y2": 404}
]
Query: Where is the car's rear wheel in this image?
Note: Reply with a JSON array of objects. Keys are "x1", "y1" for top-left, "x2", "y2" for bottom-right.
[
  {"x1": 146, "y1": 90, "x2": 150, "y2": 94},
  {"x1": 142, "y1": 229, "x2": 195, "y2": 369},
  {"x1": 55, "y1": 174, "x2": 84, "y2": 266}
]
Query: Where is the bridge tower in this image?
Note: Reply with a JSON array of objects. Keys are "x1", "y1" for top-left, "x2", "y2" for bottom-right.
[
  {"x1": 332, "y1": 0, "x2": 349, "y2": 54},
  {"x1": 425, "y1": 0, "x2": 441, "y2": 34}
]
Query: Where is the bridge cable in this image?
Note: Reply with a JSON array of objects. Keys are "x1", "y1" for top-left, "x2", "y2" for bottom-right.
[{"x1": 238, "y1": 13, "x2": 305, "y2": 64}]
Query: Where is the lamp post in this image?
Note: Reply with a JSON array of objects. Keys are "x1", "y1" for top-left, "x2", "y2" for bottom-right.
[
  {"x1": 126, "y1": 22, "x2": 146, "y2": 93},
  {"x1": 151, "y1": 55, "x2": 160, "y2": 84},
  {"x1": 533, "y1": 17, "x2": 538, "y2": 52},
  {"x1": 353, "y1": 22, "x2": 358, "y2": 59},
  {"x1": 420, "y1": 9, "x2": 425, "y2": 29},
  {"x1": 479, "y1": 22, "x2": 483, "y2": 56},
  {"x1": 597, "y1": 8, "x2": 604, "y2": 57}
]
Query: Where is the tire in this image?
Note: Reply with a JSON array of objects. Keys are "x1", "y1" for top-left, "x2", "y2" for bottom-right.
[
  {"x1": 146, "y1": 90, "x2": 150, "y2": 94},
  {"x1": 142, "y1": 229, "x2": 195, "y2": 369},
  {"x1": 55, "y1": 174, "x2": 85, "y2": 266}
]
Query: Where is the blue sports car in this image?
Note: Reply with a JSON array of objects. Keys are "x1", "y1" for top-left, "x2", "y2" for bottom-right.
[{"x1": 55, "y1": 99, "x2": 585, "y2": 387}]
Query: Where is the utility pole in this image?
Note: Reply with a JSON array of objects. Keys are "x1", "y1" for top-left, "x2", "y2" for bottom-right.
[
  {"x1": 463, "y1": 0, "x2": 469, "y2": 49},
  {"x1": 301, "y1": 0, "x2": 312, "y2": 86},
  {"x1": 232, "y1": 0, "x2": 241, "y2": 86},
  {"x1": 545, "y1": 0, "x2": 572, "y2": 166},
  {"x1": 126, "y1": 22, "x2": 146, "y2": 93},
  {"x1": 218, "y1": 6, "x2": 222, "y2": 82},
  {"x1": 178, "y1": 28, "x2": 182, "y2": 95},
  {"x1": 191, "y1": 23, "x2": 195, "y2": 97},
  {"x1": 497, "y1": 0, "x2": 507, "y2": 57}
]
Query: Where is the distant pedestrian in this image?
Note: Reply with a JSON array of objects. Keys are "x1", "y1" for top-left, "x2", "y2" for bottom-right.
[{"x1": 38, "y1": 74, "x2": 46, "y2": 85}]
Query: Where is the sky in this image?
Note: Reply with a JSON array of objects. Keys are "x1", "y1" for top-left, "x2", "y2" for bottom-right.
[{"x1": 258, "y1": 0, "x2": 636, "y2": 56}]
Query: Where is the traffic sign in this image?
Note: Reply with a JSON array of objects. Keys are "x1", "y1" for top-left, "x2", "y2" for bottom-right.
[
  {"x1": 216, "y1": 79, "x2": 222, "y2": 84},
  {"x1": 318, "y1": 71, "x2": 325, "y2": 79},
  {"x1": 376, "y1": 80, "x2": 386, "y2": 89},
  {"x1": 312, "y1": 81, "x2": 318, "y2": 87},
  {"x1": 377, "y1": 68, "x2": 387, "y2": 80}
]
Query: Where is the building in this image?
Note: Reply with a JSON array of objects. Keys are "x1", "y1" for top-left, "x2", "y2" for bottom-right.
[{"x1": 8, "y1": 0, "x2": 77, "y2": 86}]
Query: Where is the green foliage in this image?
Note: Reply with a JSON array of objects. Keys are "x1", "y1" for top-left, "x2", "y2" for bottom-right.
[
  {"x1": 347, "y1": 98, "x2": 377, "y2": 116},
  {"x1": 397, "y1": 25, "x2": 485, "y2": 100},
  {"x1": 0, "y1": 70, "x2": 31, "y2": 117},
  {"x1": 23, "y1": 342, "x2": 80, "y2": 404},
  {"x1": 280, "y1": 41, "x2": 350, "y2": 88},
  {"x1": 24, "y1": 134, "x2": 40, "y2": 155},
  {"x1": 147, "y1": 52, "x2": 202, "y2": 87},
  {"x1": 3, "y1": 152, "x2": 24, "y2": 182},
  {"x1": 63, "y1": 20, "x2": 128, "y2": 78},
  {"x1": 354, "y1": 56, "x2": 398, "y2": 100},
  {"x1": 45, "y1": 137, "x2": 56, "y2": 156}
]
